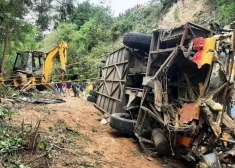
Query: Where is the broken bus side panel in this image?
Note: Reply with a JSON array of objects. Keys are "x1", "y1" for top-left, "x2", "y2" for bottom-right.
[{"x1": 135, "y1": 23, "x2": 235, "y2": 164}]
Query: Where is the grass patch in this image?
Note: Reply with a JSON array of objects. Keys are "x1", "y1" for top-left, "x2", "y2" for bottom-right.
[
  {"x1": 174, "y1": 8, "x2": 179, "y2": 20},
  {"x1": 128, "y1": 147, "x2": 140, "y2": 158}
]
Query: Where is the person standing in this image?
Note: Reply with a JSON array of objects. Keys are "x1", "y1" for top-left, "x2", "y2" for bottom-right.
[
  {"x1": 80, "y1": 83, "x2": 86, "y2": 98},
  {"x1": 66, "y1": 80, "x2": 72, "y2": 96},
  {"x1": 62, "y1": 82, "x2": 67, "y2": 95},
  {"x1": 87, "y1": 83, "x2": 93, "y2": 91},
  {"x1": 80, "y1": 83, "x2": 85, "y2": 92},
  {"x1": 56, "y1": 80, "x2": 63, "y2": 94},
  {"x1": 72, "y1": 82, "x2": 78, "y2": 97}
]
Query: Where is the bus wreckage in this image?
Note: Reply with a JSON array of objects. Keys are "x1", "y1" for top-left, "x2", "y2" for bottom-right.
[{"x1": 94, "y1": 22, "x2": 235, "y2": 167}]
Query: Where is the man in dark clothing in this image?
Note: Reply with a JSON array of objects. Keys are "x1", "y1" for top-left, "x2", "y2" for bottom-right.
[
  {"x1": 72, "y1": 82, "x2": 78, "y2": 97},
  {"x1": 66, "y1": 80, "x2": 72, "y2": 96},
  {"x1": 56, "y1": 80, "x2": 63, "y2": 94},
  {"x1": 80, "y1": 83, "x2": 85, "y2": 92},
  {"x1": 80, "y1": 83, "x2": 86, "y2": 97}
]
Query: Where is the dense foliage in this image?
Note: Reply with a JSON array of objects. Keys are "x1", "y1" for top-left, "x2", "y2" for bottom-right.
[
  {"x1": 0, "y1": 0, "x2": 40, "y2": 76},
  {"x1": 1, "y1": 0, "x2": 235, "y2": 79},
  {"x1": 43, "y1": 1, "x2": 163, "y2": 79},
  {"x1": 208, "y1": 0, "x2": 235, "y2": 25}
]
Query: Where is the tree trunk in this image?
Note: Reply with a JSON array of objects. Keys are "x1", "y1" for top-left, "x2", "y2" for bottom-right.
[{"x1": 1, "y1": 24, "x2": 10, "y2": 77}]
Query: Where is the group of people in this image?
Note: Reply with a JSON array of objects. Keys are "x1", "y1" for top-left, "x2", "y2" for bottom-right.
[{"x1": 54, "y1": 80, "x2": 93, "y2": 97}]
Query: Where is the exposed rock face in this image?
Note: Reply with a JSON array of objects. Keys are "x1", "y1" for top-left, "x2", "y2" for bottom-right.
[{"x1": 157, "y1": 0, "x2": 216, "y2": 30}]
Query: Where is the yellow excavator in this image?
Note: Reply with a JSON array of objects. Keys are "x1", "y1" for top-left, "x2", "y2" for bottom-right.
[{"x1": 12, "y1": 41, "x2": 68, "y2": 91}]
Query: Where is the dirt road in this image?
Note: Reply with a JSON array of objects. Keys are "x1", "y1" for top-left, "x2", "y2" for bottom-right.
[{"x1": 11, "y1": 96, "x2": 185, "y2": 168}]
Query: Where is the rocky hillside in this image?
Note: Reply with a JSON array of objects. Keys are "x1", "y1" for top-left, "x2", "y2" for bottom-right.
[{"x1": 157, "y1": 0, "x2": 217, "y2": 29}]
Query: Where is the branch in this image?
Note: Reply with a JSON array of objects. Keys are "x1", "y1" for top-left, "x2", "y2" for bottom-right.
[{"x1": 26, "y1": 145, "x2": 53, "y2": 165}]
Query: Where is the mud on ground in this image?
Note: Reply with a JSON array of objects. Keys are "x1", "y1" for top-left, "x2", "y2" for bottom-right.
[{"x1": 9, "y1": 96, "x2": 186, "y2": 168}]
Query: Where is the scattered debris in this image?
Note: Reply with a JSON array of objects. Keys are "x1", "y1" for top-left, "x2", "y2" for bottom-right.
[
  {"x1": 100, "y1": 118, "x2": 108, "y2": 125},
  {"x1": 96, "y1": 118, "x2": 102, "y2": 121},
  {"x1": 104, "y1": 113, "x2": 109, "y2": 119},
  {"x1": 147, "y1": 157, "x2": 154, "y2": 161},
  {"x1": 16, "y1": 97, "x2": 65, "y2": 104}
]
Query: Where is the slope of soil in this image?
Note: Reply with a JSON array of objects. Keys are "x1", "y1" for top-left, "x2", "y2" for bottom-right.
[
  {"x1": 9, "y1": 96, "x2": 186, "y2": 168},
  {"x1": 157, "y1": 0, "x2": 216, "y2": 30}
]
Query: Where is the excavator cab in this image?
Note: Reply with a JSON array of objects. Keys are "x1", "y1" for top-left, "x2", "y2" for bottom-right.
[{"x1": 13, "y1": 51, "x2": 44, "y2": 75}]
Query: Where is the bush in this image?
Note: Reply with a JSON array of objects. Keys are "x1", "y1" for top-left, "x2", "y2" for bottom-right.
[{"x1": 208, "y1": 0, "x2": 235, "y2": 25}]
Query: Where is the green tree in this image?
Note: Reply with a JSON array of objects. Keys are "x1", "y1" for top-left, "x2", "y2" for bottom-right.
[
  {"x1": 33, "y1": 0, "x2": 76, "y2": 30},
  {"x1": 69, "y1": 1, "x2": 112, "y2": 29},
  {"x1": 0, "y1": 0, "x2": 34, "y2": 76}
]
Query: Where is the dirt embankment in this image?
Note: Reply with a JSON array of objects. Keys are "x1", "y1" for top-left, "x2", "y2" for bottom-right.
[{"x1": 10, "y1": 96, "x2": 185, "y2": 168}]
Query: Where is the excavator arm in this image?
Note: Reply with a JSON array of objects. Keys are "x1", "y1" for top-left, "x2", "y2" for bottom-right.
[{"x1": 42, "y1": 41, "x2": 68, "y2": 83}]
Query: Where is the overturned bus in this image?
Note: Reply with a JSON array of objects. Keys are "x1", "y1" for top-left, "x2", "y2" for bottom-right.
[{"x1": 93, "y1": 22, "x2": 235, "y2": 167}]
